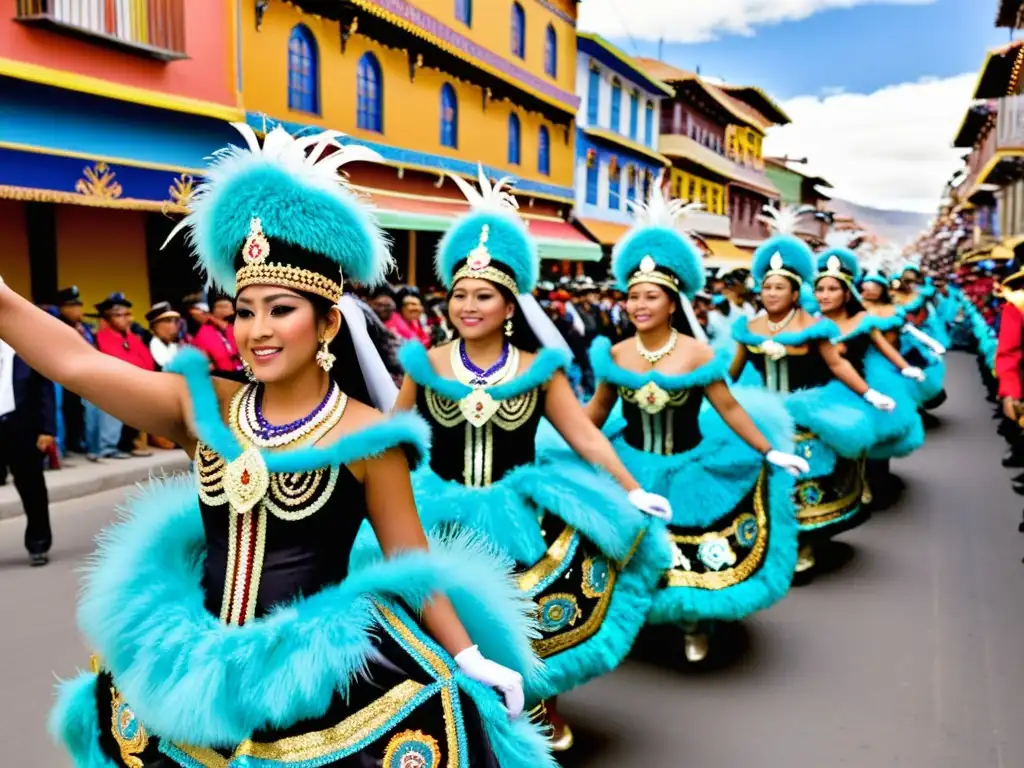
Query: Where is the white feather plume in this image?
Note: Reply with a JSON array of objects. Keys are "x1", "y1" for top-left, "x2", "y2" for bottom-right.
[
  {"x1": 824, "y1": 229, "x2": 862, "y2": 250},
  {"x1": 758, "y1": 203, "x2": 816, "y2": 235},
  {"x1": 627, "y1": 170, "x2": 704, "y2": 230},
  {"x1": 448, "y1": 164, "x2": 520, "y2": 214}
]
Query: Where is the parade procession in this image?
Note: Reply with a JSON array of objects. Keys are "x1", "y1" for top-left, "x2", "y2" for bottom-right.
[{"x1": 2, "y1": 1, "x2": 1024, "y2": 767}]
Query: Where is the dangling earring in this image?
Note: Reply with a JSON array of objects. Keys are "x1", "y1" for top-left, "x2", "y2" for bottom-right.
[
  {"x1": 242, "y1": 360, "x2": 256, "y2": 383},
  {"x1": 316, "y1": 338, "x2": 336, "y2": 372},
  {"x1": 504, "y1": 318, "x2": 514, "y2": 338}
]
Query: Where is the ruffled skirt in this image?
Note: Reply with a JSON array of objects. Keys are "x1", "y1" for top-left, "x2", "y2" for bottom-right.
[
  {"x1": 792, "y1": 430, "x2": 866, "y2": 544},
  {"x1": 50, "y1": 477, "x2": 553, "y2": 768}
]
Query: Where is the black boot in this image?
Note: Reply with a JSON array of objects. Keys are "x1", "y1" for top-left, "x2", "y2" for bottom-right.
[{"x1": 1003, "y1": 448, "x2": 1024, "y2": 468}]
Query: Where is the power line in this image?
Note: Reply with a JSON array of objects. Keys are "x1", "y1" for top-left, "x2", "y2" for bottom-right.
[{"x1": 599, "y1": 0, "x2": 640, "y2": 55}]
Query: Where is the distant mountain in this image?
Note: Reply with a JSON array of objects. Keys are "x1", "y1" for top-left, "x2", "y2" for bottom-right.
[{"x1": 827, "y1": 198, "x2": 931, "y2": 246}]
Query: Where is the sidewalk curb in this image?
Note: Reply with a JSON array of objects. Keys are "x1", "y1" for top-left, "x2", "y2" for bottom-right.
[{"x1": 0, "y1": 453, "x2": 191, "y2": 521}]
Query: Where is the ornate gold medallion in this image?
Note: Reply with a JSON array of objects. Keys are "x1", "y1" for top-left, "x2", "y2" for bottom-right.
[
  {"x1": 635, "y1": 381, "x2": 670, "y2": 415},
  {"x1": 382, "y1": 729, "x2": 441, "y2": 768},
  {"x1": 459, "y1": 388, "x2": 500, "y2": 426},
  {"x1": 243, "y1": 216, "x2": 271, "y2": 265},
  {"x1": 223, "y1": 445, "x2": 270, "y2": 515},
  {"x1": 110, "y1": 687, "x2": 147, "y2": 768}
]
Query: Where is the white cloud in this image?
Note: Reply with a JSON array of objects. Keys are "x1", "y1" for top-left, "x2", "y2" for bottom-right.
[
  {"x1": 762, "y1": 74, "x2": 975, "y2": 213},
  {"x1": 577, "y1": 0, "x2": 936, "y2": 44}
]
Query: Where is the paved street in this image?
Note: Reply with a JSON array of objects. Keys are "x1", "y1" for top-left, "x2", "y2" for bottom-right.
[{"x1": 3, "y1": 352, "x2": 1023, "y2": 767}]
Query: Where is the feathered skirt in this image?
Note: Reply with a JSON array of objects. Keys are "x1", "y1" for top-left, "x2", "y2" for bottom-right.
[
  {"x1": 50, "y1": 477, "x2": 554, "y2": 768},
  {"x1": 353, "y1": 457, "x2": 672, "y2": 706}
]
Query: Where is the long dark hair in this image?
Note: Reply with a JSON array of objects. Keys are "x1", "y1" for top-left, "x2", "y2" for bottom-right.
[{"x1": 308, "y1": 294, "x2": 375, "y2": 407}]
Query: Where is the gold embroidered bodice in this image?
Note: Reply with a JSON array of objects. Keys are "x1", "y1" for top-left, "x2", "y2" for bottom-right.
[
  {"x1": 618, "y1": 382, "x2": 702, "y2": 456},
  {"x1": 417, "y1": 384, "x2": 545, "y2": 487}
]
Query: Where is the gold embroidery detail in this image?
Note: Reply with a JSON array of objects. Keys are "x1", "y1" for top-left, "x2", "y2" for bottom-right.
[
  {"x1": 166, "y1": 745, "x2": 229, "y2": 768},
  {"x1": 374, "y1": 602, "x2": 451, "y2": 680},
  {"x1": 76, "y1": 162, "x2": 123, "y2": 199},
  {"x1": 581, "y1": 557, "x2": 610, "y2": 599},
  {"x1": 459, "y1": 388, "x2": 500, "y2": 426},
  {"x1": 223, "y1": 445, "x2": 270, "y2": 515},
  {"x1": 382, "y1": 729, "x2": 442, "y2": 768},
  {"x1": 517, "y1": 526, "x2": 576, "y2": 592},
  {"x1": 195, "y1": 443, "x2": 227, "y2": 506},
  {"x1": 441, "y1": 687, "x2": 460, "y2": 768},
  {"x1": 168, "y1": 173, "x2": 195, "y2": 207},
  {"x1": 532, "y1": 571, "x2": 617, "y2": 658},
  {"x1": 795, "y1": 457, "x2": 862, "y2": 527},
  {"x1": 235, "y1": 262, "x2": 343, "y2": 304},
  {"x1": 110, "y1": 687, "x2": 147, "y2": 768},
  {"x1": 664, "y1": 469, "x2": 769, "y2": 590}
]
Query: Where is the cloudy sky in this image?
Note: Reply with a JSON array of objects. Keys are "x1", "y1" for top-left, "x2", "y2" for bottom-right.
[{"x1": 577, "y1": 0, "x2": 1008, "y2": 213}]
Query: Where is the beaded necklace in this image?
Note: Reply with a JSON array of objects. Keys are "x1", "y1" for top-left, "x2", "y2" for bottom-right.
[
  {"x1": 237, "y1": 381, "x2": 347, "y2": 448},
  {"x1": 457, "y1": 339, "x2": 511, "y2": 385},
  {"x1": 450, "y1": 341, "x2": 519, "y2": 387}
]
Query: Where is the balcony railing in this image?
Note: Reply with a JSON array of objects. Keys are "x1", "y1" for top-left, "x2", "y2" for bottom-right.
[{"x1": 16, "y1": 0, "x2": 187, "y2": 61}]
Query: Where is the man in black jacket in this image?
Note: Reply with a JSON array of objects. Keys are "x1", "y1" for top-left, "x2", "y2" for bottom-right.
[{"x1": 0, "y1": 339, "x2": 55, "y2": 566}]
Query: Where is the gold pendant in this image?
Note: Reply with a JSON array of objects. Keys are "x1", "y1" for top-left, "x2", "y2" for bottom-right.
[
  {"x1": 110, "y1": 687, "x2": 148, "y2": 768},
  {"x1": 459, "y1": 388, "x2": 500, "y2": 426},
  {"x1": 636, "y1": 381, "x2": 670, "y2": 415},
  {"x1": 223, "y1": 445, "x2": 270, "y2": 515}
]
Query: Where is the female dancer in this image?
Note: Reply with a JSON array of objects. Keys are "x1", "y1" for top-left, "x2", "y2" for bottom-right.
[
  {"x1": 813, "y1": 247, "x2": 927, "y2": 506},
  {"x1": 382, "y1": 168, "x2": 673, "y2": 751},
  {"x1": 728, "y1": 208, "x2": 896, "y2": 577},
  {"x1": 582, "y1": 190, "x2": 809, "y2": 662},
  {"x1": 25, "y1": 126, "x2": 554, "y2": 767}
]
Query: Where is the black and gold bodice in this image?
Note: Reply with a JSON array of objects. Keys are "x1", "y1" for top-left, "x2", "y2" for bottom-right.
[
  {"x1": 194, "y1": 387, "x2": 369, "y2": 626},
  {"x1": 417, "y1": 382, "x2": 546, "y2": 487},
  {"x1": 618, "y1": 381, "x2": 703, "y2": 455},
  {"x1": 745, "y1": 344, "x2": 832, "y2": 393},
  {"x1": 836, "y1": 332, "x2": 871, "y2": 375}
]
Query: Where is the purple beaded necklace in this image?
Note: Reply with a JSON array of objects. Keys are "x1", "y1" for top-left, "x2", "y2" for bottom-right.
[
  {"x1": 253, "y1": 382, "x2": 335, "y2": 439},
  {"x1": 459, "y1": 339, "x2": 510, "y2": 386}
]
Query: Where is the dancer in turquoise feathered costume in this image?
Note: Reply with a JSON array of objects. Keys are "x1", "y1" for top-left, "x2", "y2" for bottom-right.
[
  {"x1": 892, "y1": 261, "x2": 949, "y2": 408},
  {"x1": 812, "y1": 245, "x2": 927, "y2": 509},
  {"x1": 4, "y1": 125, "x2": 556, "y2": 768},
  {"x1": 369, "y1": 167, "x2": 673, "y2": 752},
  {"x1": 579, "y1": 185, "x2": 808, "y2": 663},
  {"x1": 729, "y1": 207, "x2": 898, "y2": 578}
]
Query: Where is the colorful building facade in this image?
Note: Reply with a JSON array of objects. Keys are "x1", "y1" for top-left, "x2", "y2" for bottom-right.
[
  {"x1": 764, "y1": 157, "x2": 833, "y2": 248},
  {"x1": 239, "y1": 0, "x2": 599, "y2": 285},
  {"x1": 2, "y1": 0, "x2": 241, "y2": 308},
  {"x1": 571, "y1": 32, "x2": 672, "y2": 253},
  {"x1": 636, "y1": 58, "x2": 787, "y2": 269}
]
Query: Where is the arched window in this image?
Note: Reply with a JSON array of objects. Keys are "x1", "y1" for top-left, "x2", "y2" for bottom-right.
[
  {"x1": 507, "y1": 113, "x2": 521, "y2": 165},
  {"x1": 287, "y1": 24, "x2": 319, "y2": 114},
  {"x1": 585, "y1": 155, "x2": 599, "y2": 206},
  {"x1": 440, "y1": 84, "x2": 458, "y2": 148},
  {"x1": 356, "y1": 53, "x2": 383, "y2": 133},
  {"x1": 629, "y1": 90, "x2": 639, "y2": 139},
  {"x1": 645, "y1": 101, "x2": 655, "y2": 146},
  {"x1": 586, "y1": 66, "x2": 600, "y2": 125},
  {"x1": 610, "y1": 79, "x2": 622, "y2": 131},
  {"x1": 544, "y1": 24, "x2": 557, "y2": 77},
  {"x1": 511, "y1": 2, "x2": 525, "y2": 59},
  {"x1": 455, "y1": 0, "x2": 472, "y2": 25},
  {"x1": 538, "y1": 126, "x2": 550, "y2": 176}
]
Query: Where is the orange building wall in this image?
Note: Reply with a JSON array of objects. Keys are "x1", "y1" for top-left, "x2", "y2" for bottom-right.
[
  {"x1": 56, "y1": 207, "x2": 149, "y2": 312},
  {"x1": 0, "y1": 0, "x2": 235, "y2": 106},
  {"x1": 242, "y1": 1, "x2": 574, "y2": 190},
  {"x1": 0, "y1": 201, "x2": 32, "y2": 299}
]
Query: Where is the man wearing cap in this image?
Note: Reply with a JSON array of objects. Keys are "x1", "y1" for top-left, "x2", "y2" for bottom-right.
[
  {"x1": 146, "y1": 301, "x2": 182, "y2": 371},
  {"x1": 94, "y1": 293, "x2": 155, "y2": 458},
  {"x1": 54, "y1": 286, "x2": 95, "y2": 454},
  {"x1": 0, "y1": 337, "x2": 55, "y2": 565},
  {"x1": 192, "y1": 295, "x2": 243, "y2": 372}
]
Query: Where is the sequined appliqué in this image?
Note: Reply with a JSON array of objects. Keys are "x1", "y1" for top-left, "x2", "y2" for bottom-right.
[
  {"x1": 382, "y1": 729, "x2": 442, "y2": 768},
  {"x1": 110, "y1": 687, "x2": 147, "y2": 768},
  {"x1": 223, "y1": 445, "x2": 270, "y2": 515},
  {"x1": 696, "y1": 536, "x2": 737, "y2": 571},
  {"x1": 581, "y1": 557, "x2": 611, "y2": 599},
  {"x1": 797, "y1": 482, "x2": 824, "y2": 507},
  {"x1": 734, "y1": 513, "x2": 759, "y2": 549},
  {"x1": 537, "y1": 593, "x2": 581, "y2": 633}
]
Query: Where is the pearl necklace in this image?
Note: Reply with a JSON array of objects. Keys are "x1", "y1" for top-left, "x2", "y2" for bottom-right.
[
  {"x1": 767, "y1": 308, "x2": 797, "y2": 333},
  {"x1": 636, "y1": 328, "x2": 678, "y2": 365},
  {"x1": 237, "y1": 382, "x2": 347, "y2": 448},
  {"x1": 450, "y1": 341, "x2": 519, "y2": 387}
]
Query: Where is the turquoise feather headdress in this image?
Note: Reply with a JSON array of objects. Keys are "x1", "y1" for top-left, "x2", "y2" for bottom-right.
[
  {"x1": 611, "y1": 174, "x2": 705, "y2": 298},
  {"x1": 751, "y1": 204, "x2": 817, "y2": 287},
  {"x1": 816, "y1": 231, "x2": 862, "y2": 288},
  {"x1": 165, "y1": 123, "x2": 392, "y2": 301},
  {"x1": 434, "y1": 166, "x2": 536, "y2": 295}
]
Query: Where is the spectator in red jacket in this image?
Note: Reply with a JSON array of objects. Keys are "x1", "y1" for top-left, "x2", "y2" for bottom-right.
[{"x1": 193, "y1": 297, "x2": 242, "y2": 373}]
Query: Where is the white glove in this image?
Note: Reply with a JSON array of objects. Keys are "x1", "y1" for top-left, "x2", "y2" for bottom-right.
[
  {"x1": 903, "y1": 324, "x2": 946, "y2": 356},
  {"x1": 901, "y1": 366, "x2": 926, "y2": 382},
  {"x1": 761, "y1": 339, "x2": 788, "y2": 361},
  {"x1": 765, "y1": 449, "x2": 810, "y2": 476},
  {"x1": 863, "y1": 388, "x2": 896, "y2": 412},
  {"x1": 454, "y1": 645, "x2": 524, "y2": 718},
  {"x1": 628, "y1": 488, "x2": 673, "y2": 521}
]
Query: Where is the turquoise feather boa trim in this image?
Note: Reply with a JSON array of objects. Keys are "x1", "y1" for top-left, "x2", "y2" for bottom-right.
[
  {"x1": 398, "y1": 341, "x2": 570, "y2": 402},
  {"x1": 64, "y1": 476, "x2": 547, "y2": 753},
  {"x1": 167, "y1": 347, "x2": 432, "y2": 471},
  {"x1": 732, "y1": 316, "x2": 841, "y2": 347},
  {"x1": 50, "y1": 672, "x2": 117, "y2": 768},
  {"x1": 589, "y1": 337, "x2": 727, "y2": 390},
  {"x1": 831, "y1": 313, "x2": 903, "y2": 342}
]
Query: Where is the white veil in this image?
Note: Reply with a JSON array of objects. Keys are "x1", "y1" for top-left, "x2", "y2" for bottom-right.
[{"x1": 337, "y1": 294, "x2": 400, "y2": 412}]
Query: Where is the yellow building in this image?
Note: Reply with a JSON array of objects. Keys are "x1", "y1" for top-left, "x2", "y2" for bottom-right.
[{"x1": 240, "y1": 0, "x2": 599, "y2": 281}]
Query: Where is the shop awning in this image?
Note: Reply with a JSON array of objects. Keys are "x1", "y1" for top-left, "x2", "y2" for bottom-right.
[
  {"x1": 359, "y1": 187, "x2": 603, "y2": 261},
  {"x1": 703, "y1": 237, "x2": 752, "y2": 270},
  {"x1": 576, "y1": 218, "x2": 629, "y2": 246}
]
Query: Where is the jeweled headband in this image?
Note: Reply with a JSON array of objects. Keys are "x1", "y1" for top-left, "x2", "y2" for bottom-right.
[
  {"x1": 627, "y1": 255, "x2": 681, "y2": 294},
  {"x1": 763, "y1": 252, "x2": 804, "y2": 286},
  {"x1": 450, "y1": 224, "x2": 520, "y2": 295},
  {"x1": 236, "y1": 217, "x2": 342, "y2": 303},
  {"x1": 814, "y1": 254, "x2": 855, "y2": 288}
]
